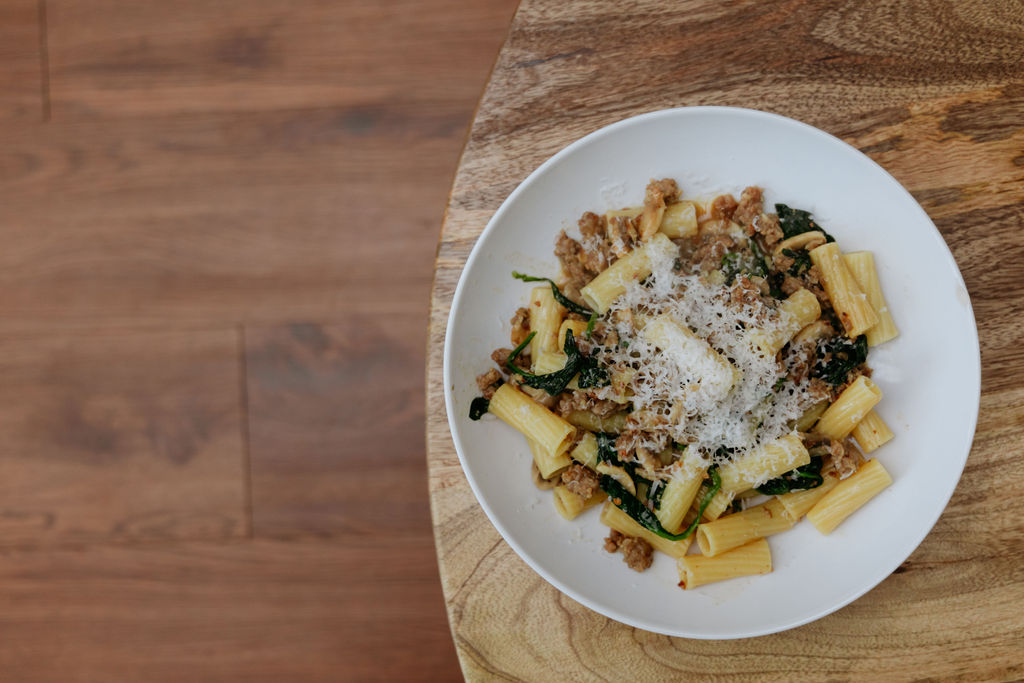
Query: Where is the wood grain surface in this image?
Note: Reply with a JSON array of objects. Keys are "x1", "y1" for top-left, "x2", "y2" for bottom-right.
[
  {"x1": 0, "y1": 0, "x2": 519, "y2": 680},
  {"x1": 426, "y1": 0, "x2": 1024, "y2": 680}
]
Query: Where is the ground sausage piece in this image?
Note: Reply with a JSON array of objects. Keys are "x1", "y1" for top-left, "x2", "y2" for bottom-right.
[
  {"x1": 755, "y1": 212, "x2": 784, "y2": 246},
  {"x1": 554, "y1": 230, "x2": 591, "y2": 301},
  {"x1": 606, "y1": 215, "x2": 639, "y2": 258},
  {"x1": 604, "y1": 529, "x2": 625, "y2": 553},
  {"x1": 695, "y1": 234, "x2": 736, "y2": 272},
  {"x1": 561, "y1": 463, "x2": 600, "y2": 499},
  {"x1": 577, "y1": 212, "x2": 612, "y2": 273},
  {"x1": 618, "y1": 536, "x2": 654, "y2": 572},
  {"x1": 555, "y1": 390, "x2": 622, "y2": 418},
  {"x1": 773, "y1": 250, "x2": 796, "y2": 274},
  {"x1": 578, "y1": 211, "x2": 605, "y2": 240},
  {"x1": 734, "y1": 186, "x2": 764, "y2": 229},
  {"x1": 510, "y1": 306, "x2": 530, "y2": 346},
  {"x1": 475, "y1": 368, "x2": 503, "y2": 399},
  {"x1": 781, "y1": 275, "x2": 806, "y2": 297},
  {"x1": 648, "y1": 178, "x2": 681, "y2": 204},
  {"x1": 828, "y1": 438, "x2": 862, "y2": 480},
  {"x1": 730, "y1": 276, "x2": 762, "y2": 307},
  {"x1": 709, "y1": 193, "x2": 738, "y2": 220}
]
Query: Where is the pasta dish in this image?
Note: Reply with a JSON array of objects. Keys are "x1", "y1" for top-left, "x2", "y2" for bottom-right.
[{"x1": 468, "y1": 179, "x2": 898, "y2": 589}]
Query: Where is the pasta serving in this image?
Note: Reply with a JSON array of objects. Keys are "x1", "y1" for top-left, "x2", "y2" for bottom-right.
[{"x1": 469, "y1": 179, "x2": 898, "y2": 588}]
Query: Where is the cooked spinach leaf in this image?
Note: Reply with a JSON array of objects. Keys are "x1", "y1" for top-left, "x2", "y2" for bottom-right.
[
  {"x1": 721, "y1": 241, "x2": 768, "y2": 283},
  {"x1": 775, "y1": 204, "x2": 835, "y2": 242},
  {"x1": 767, "y1": 271, "x2": 786, "y2": 299},
  {"x1": 600, "y1": 467, "x2": 721, "y2": 541},
  {"x1": 596, "y1": 432, "x2": 623, "y2": 465},
  {"x1": 505, "y1": 330, "x2": 609, "y2": 395},
  {"x1": 577, "y1": 358, "x2": 610, "y2": 388},
  {"x1": 512, "y1": 271, "x2": 594, "y2": 317},
  {"x1": 468, "y1": 397, "x2": 490, "y2": 421},
  {"x1": 781, "y1": 247, "x2": 812, "y2": 276},
  {"x1": 755, "y1": 455, "x2": 824, "y2": 495},
  {"x1": 812, "y1": 334, "x2": 868, "y2": 387}
]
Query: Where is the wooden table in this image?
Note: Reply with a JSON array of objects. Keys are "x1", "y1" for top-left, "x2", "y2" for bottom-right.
[
  {"x1": 0, "y1": 0, "x2": 520, "y2": 679},
  {"x1": 426, "y1": 1, "x2": 1024, "y2": 679}
]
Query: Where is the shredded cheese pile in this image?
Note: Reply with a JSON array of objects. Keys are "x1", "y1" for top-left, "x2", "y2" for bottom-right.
[{"x1": 596, "y1": 243, "x2": 819, "y2": 465}]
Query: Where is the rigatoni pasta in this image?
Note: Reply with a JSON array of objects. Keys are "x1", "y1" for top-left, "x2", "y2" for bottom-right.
[{"x1": 469, "y1": 179, "x2": 898, "y2": 589}]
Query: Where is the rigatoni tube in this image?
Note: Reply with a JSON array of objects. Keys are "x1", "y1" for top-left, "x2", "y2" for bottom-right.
[
  {"x1": 696, "y1": 498, "x2": 795, "y2": 557},
  {"x1": 809, "y1": 242, "x2": 879, "y2": 338},
  {"x1": 489, "y1": 384, "x2": 576, "y2": 473},
  {"x1": 677, "y1": 538, "x2": 772, "y2": 589},
  {"x1": 844, "y1": 251, "x2": 899, "y2": 346},
  {"x1": 813, "y1": 376, "x2": 882, "y2": 441},
  {"x1": 850, "y1": 409, "x2": 894, "y2": 453},
  {"x1": 748, "y1": 288, "x2": 821, "y2": 356},
  {"x1": 580, "y1": 233, "x2": 674, "y2": 313},
  {"x1": 600, "y1": 501, "x2": 693, "y2": 559},
  {"x1": 806, "y1": 458, "x2": 892, "y2": 534}
]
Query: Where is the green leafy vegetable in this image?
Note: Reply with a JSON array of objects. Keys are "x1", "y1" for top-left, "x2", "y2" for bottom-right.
[
  {"x1": 512, "y1": 271, "x2": 594, "y2": 317},
  {"x1": 468, "y1": 397, "x2": 490, "y2": 421},
  {"x1": 775, "y1": 204, "x2": 835, "y2": 242},
  {"x1": 600, "y1": 467, "x2": 721, "y2": 541},
  {"x1": 505, "y1": 330, "x2": 609, "y2": 395},
  {"x1": 812, "y1": 334, "x2": 868, "y2": 387},
  {"x1": 755, "y1": 456, "x2": 824, "y2": 495},
  {"x1": 781, "y1": 247, "x2": 812, "y2": 276},
  {"x1": 720, "y1": 240, "x2": 769, "y2": 283},
  {"x1": 720, "y1": 252, "x2": 741, "y2": 282},
  {"x1": 577, "y1": 358, "x2": 610, "y2": 388},
  {"x1": 584, "y1": 312, "x2": 598, "y2": 339},
  {"x1": 767, "y1": 271, "x2": 786, "y2": 300}
]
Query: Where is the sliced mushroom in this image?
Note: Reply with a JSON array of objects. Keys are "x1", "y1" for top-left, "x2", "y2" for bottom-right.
[
  {"x1": 639, "y1": 185, "x2": 667, "y2": 240},
  {"x1": 773, "y1": 230, "x2": 827, "y2": 258},
  {"x1": 793, "y1": 319, "x2": 834, "y2": 345},
  {"x1": 596, "y1": 461, "x2": 636, "y2": 496}
]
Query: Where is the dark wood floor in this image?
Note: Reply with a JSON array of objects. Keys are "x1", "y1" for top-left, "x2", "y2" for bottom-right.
[{"x1": 0, "y1": 1, "x2": 519, "y2": 679}]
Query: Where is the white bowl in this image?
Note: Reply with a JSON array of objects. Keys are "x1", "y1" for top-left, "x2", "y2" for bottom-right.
[{"x1": 443, "y1": 107, "x2": 980, "y2": 639}]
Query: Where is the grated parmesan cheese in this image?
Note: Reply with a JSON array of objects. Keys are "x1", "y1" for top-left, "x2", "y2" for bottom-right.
[{"x1": 594, "y1": 240, "x2": 820, "y2": 474}]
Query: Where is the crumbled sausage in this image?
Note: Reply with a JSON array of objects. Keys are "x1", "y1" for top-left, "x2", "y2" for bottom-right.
[
  {"x1": 578, "y1": 211, "x2": 605, "y2": 240},
  {"x1": 781, "y1": 275, "x2": 806, "y2": 296},
  {"x1": 648, "y1": 178, "x2": 681, "y2": 204},
  {"x1": 709, "y1": 194, "x2": 738, "y2": 220},
  {"x1": 774, "y1": 250, "x2": 796, "y2": 274},
  {"x1": 510, "y1": 306, "x2": 530, "y2": 346},
  {"x1": 755, "y1": 212, "x2": 784, "y2": 246},
  {"x1": 633, "y1": 446, "x2": 662, "y2": 474},
  {"x1": 555, "y1": 390, "x2": 622, "y2": 418},
  {"x1": 561, "y1": 463, "x2": 600, "y2": 499},
  {"x1": 734, "y1": 186, "x2": 764, "y2": 229},
  {"x1": 607, "y1": 215, "x2": 639, "y2": 257},
  {"x1": 619, "y1": 538, "x2": 653, "y2": 571},
  {"x1": 729, "y1": 276, "x2": 762, "y2": 307},
  {"x1": 604, "y1": 529, "x2": 624, "y2": 553},
  {"x1": 604, "y1": 529, "x2": 653, "y2": 572},
  {"x1": 695, "y1": 234, "x2": 736, "y2": 272},
  {"x1": 475, "y1": 368, "x2": 503, "y2": 399},
  {"x1": 828, "y1": 438, "x2": 862, "y2": 480},
  {"x1": 554, "y1": 230, "x2": 590, "y2": 302},
  {"x1": 576, "y1": 212, "x2": 612, "y2": 273}
]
